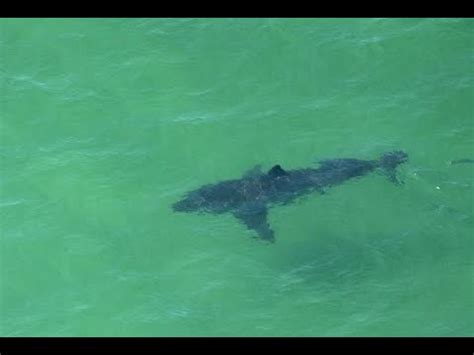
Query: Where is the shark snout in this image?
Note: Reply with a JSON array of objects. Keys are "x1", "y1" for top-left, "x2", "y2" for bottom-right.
[
  {"x1": 172, "y1": 193, "x2": 205, "y2": 212},
  {"x1": 172, "y1": 199, "x2": 188, "y2": 212}
]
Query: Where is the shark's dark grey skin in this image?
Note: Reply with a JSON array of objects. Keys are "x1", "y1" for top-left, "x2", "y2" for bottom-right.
[{"x1": 172, "y1": 151, "x2": 408, "y2": 242}]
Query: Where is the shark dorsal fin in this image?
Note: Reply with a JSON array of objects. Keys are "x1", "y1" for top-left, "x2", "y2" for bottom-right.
[{"x1": 268, "y1": 164, "x2": 287, "y2": 178}]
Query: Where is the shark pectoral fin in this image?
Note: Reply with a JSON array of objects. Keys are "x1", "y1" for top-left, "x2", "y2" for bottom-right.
[{"x1": 233, "y1": 204, "x2": 275, "y2": 243}]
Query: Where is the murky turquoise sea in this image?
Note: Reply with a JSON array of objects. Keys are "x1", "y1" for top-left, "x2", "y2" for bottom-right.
[{"x1": 1, "y1": 18, "x2": 473, "y2": 336}]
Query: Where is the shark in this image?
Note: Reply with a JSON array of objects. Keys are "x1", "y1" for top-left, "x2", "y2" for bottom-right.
[{"x1": 172, "y1": 150, "x2": 408, "y2": 242}]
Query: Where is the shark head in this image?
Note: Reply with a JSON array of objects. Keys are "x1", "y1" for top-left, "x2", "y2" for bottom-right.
[{"x1": 172, "y1": 192, "x2": 205, "y2": 212}]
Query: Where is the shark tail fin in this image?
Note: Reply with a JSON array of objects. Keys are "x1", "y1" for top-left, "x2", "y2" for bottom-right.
[
  {"x1": 380, "y1": 165, "x2": 402, "y2": 185},
  {"x1": 377, "y1": 151, "x2": 408, "y2": 185}
]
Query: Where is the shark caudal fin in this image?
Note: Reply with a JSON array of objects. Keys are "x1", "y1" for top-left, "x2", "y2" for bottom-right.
[{"x1": 378, "y1": 151, "x2": 408, "y2": 185}]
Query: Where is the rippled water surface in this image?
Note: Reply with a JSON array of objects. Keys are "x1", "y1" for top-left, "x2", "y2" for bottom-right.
[{"x1": 1, "y1": 18, "x2": 473, "y2": 336}]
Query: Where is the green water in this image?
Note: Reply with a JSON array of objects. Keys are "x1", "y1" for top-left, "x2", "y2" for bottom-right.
[{"x1": 1, "y1": 18, "x2": 473, "y2": 336}]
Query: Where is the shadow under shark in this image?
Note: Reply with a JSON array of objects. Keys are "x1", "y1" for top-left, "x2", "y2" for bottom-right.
[{"x1": 172, "y1": 151, "x2": 408, "y2": 243}]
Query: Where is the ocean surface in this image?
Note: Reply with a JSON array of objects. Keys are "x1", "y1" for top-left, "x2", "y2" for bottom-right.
[{"x1": 1, "y1": 18, "x2": 473, "y2": 336}]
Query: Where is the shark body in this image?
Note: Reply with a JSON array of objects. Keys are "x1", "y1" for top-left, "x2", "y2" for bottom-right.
[{"x1": 172, "y1": 151, "x2": 408, "y2": 242}]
